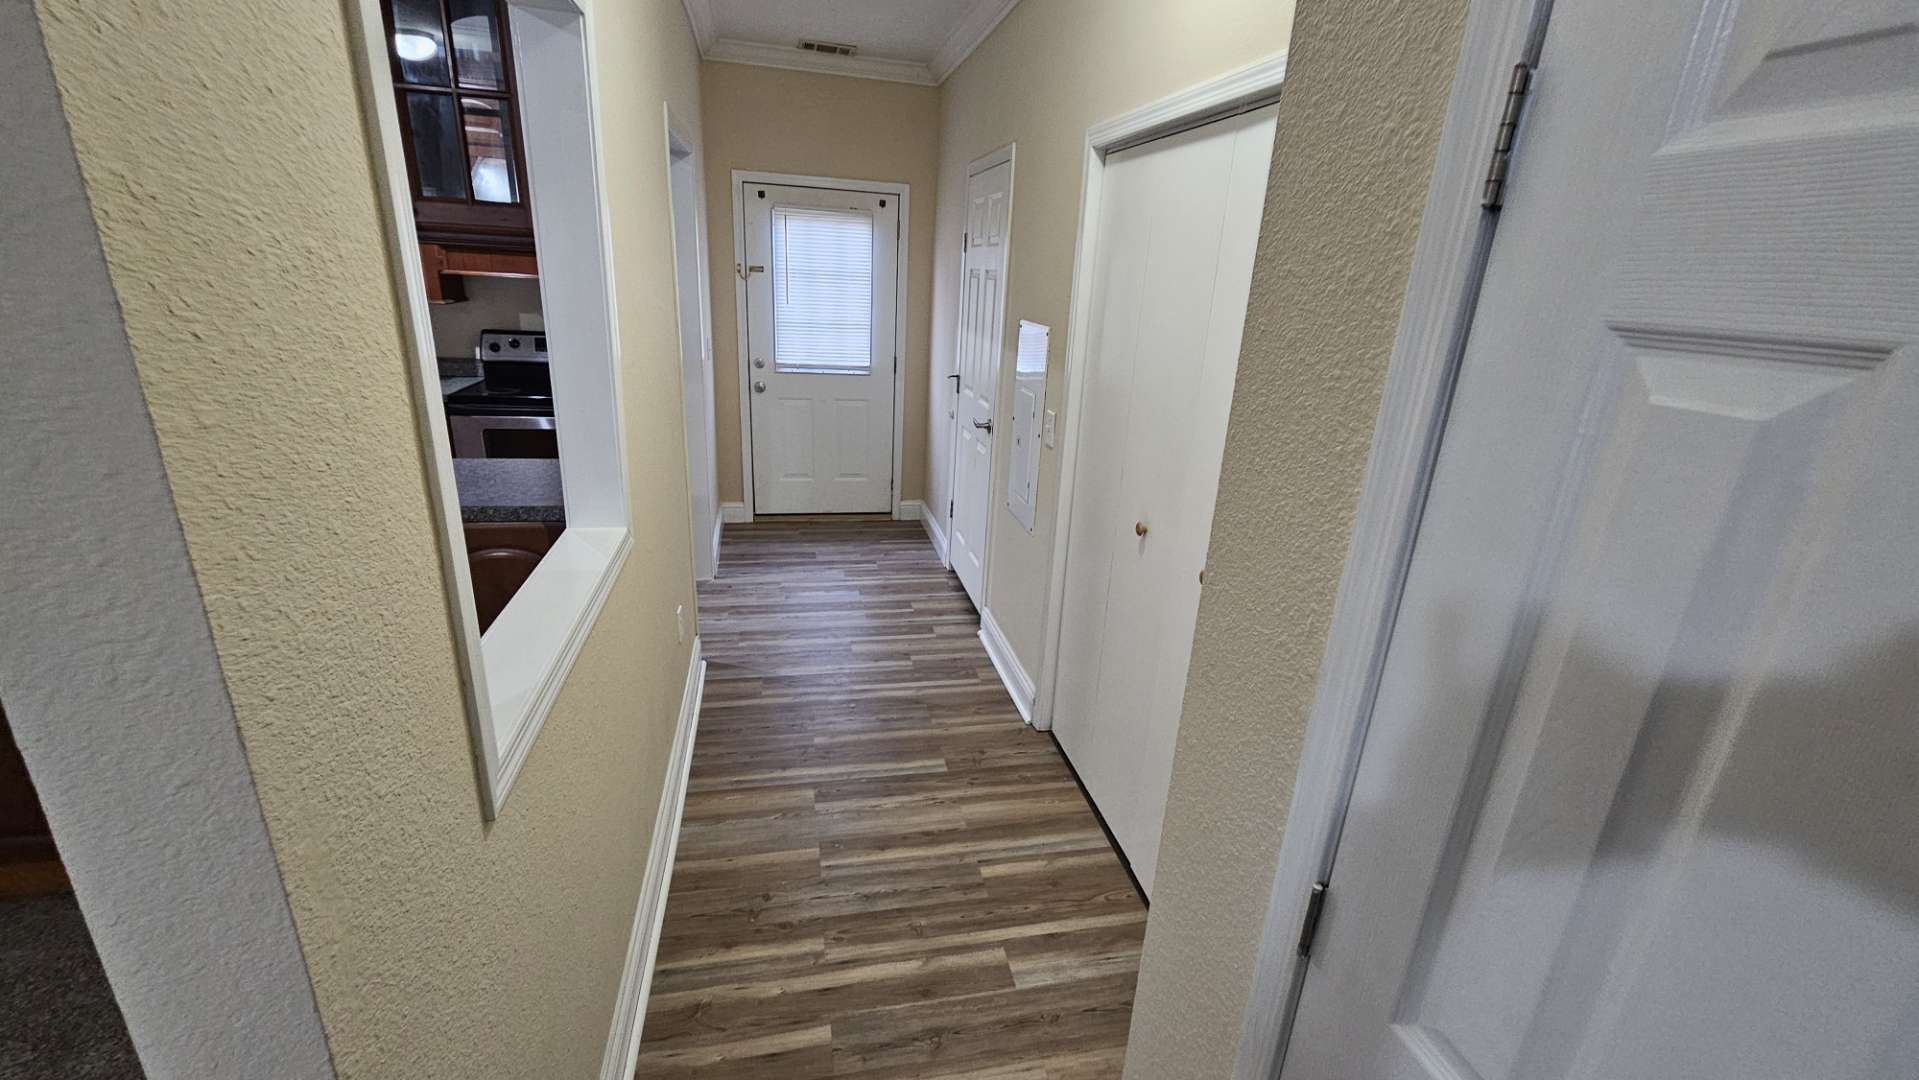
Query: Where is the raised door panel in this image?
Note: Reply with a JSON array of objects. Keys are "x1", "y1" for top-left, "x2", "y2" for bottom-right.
[
  {"x1": 951, "y1": 160, "x2": 1011, "y2": 604},
  {"x1": 1283, "y1": 0, "x2": 1919, "y2": 1075}
]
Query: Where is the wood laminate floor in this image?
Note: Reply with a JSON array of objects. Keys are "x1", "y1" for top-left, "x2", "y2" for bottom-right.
[{"x1": 636, "y1": 517, "x2": 1146, "y2": 1080}]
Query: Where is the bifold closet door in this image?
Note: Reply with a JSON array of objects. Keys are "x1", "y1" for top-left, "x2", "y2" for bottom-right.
[{"x1": 1051, "y1": 105, "x2": 1277, "y2": 898}]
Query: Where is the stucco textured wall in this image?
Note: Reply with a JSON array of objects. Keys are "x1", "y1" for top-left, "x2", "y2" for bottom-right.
[
  {"x1": 699, "y1": 61, "x2": 940, "y2": 507},
  {"x1": 33, "y1": 0, "x2": 706, "y2": 1076},
  {"x1": 1124, "y1": 0, "x2": 1474, "y2": 1075},
  {"x1": 930, "y1": 0, "x2": 1295, "y2": 675}
]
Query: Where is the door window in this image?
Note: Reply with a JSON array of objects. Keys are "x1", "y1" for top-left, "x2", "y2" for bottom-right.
[{"x1": 771, "y1": 206, "x2": 873, "y2": 374}]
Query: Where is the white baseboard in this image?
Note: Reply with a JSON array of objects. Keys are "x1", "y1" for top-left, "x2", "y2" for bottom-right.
[
  {"x1": 719, "y1": 502, "x2": 751, "y2": 524},
  {"x1": 918, "y1": 502, "x2": 950, "y2": 566},
  {"x1": 978, "y1": 608, "x2": 1035, "y2": 725},
  {"x1": 895, "y1": 498, "x2": 925, "y2": 521},
  {"x1": 600, "y1": 638, "x2": 704, "y2": 1080}
]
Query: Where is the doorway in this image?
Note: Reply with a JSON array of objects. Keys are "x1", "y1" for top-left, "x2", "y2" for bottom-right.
[
  {"x1": 667, "y1": 125, "x2": 719, "y2": 580},
  {"x1": 947, "y1": 147, "x2": 1013, "y2": 607},
  {"x1": 1048, "y1": 104, "x2": 1279, "y2": 898},
  {"x1": 1276, "y1": 0, "x2": 1919, "y2": 1074},
  {"x1": 733, "y1": 175, "x2": 905, "y2": 515}
]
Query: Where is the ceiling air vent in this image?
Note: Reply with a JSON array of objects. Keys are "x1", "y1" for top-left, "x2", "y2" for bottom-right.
[{"x1": 798, "y1": 39, "x2": 857, "y2": 57}]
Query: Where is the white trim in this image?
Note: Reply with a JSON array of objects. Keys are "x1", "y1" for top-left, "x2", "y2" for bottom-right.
[
  {"x1": 679, "y1": 0, "x2": 1019, "y2": 85},
  {"x1": 1085, "y1": 51, "x2": 1288, "y2": 153},
  {"x1": 896, "y1": 498, "x2": 926, "y2": 521},
  {"x1": 1231, "y1": 3, "x2": 1545, "y2": 1076},
  {"x1": 728, "y1": 170, "x2": 911, "y2": 519},
  {"x1": 1, "y1": 10, "x2": 338, "y2": 1075},
  {"x1": 978, "y1": 609, "x2": 1036, "y2": 725},
  {"x1": 720, "y1": 501, "x2": 753, "y2": 524},
  {"x1": 920, "y1": 502, "x2": 951, "y2": 565},
  {"x1": 600, "y1": 640, "x2": 705, "y2": 1080},
  {"x1": 354, "y1": 0, "x2": 634, "y2": 818},
  {"x1": 482, "y1": 527, "x2": 631, "y2": 786},
  {"x1": 969, "y1": 143, "x2": 1015, "y2": 176},
  {"x1": 705, "y1": 37, "x2": 938, "y2": 86},
  {"x1": 1033, "y1": 52, "x2": 1288, "y2": 731},
  {"x1": 928, "y1": 0, "x2": 1023, "y2": 81},
  {"x1": 665, "y1": 108, "x2": 721, "y2": 583}
]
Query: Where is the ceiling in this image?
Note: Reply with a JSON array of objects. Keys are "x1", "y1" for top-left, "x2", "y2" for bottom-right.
[{"x1": 681, "y1": 0, "x2": 1023, "y2": 85}]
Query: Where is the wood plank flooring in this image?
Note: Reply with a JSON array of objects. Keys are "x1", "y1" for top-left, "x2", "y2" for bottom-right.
[{"x1": 637, "y1": 517, "x2": 1145, "y2": 1080}]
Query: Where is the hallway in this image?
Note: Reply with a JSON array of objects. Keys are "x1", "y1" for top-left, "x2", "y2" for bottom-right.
[{"x1": 637, "y1": 518, "x2": 1145, "y2": 1079}]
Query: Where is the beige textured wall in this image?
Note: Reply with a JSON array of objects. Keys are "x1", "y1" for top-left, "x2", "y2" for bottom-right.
[
  {"x1": 930, "y1": 0, "x2": 1295, "y2": 672},
  {"x1": 1124, "y1": 0, "x2": 1474, "y2": 1075},
  {"x1": 34, "y1": 0, "x2": 706, "y2": 1077},
  {"x1": 699, "y1": 61, "x2": 940, "y2": 506}
]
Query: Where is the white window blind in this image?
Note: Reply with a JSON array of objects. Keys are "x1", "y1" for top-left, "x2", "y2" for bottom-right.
[{"x1": 772, "y1": 206, "x2": 874, "y2": 374}]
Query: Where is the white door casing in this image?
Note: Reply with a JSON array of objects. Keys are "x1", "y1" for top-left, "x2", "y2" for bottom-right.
[
  {"x1": 668, "y1": 125, "x2": 719, "y2": 580},
  {"x1": 742, "y1": 181, "x2": 900, "y2": 514},
  {"x1": 1282, "y1": 0, "x2": 1919, "y2": 1076},
  {"x1": 1050, "y1": 106, "x2": 1279, "y2": 898},
  {"x1": 949, "y1": 151, "x2": 1013, "y2": 607}
]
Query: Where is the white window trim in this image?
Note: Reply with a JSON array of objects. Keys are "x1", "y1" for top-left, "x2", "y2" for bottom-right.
[
  {"x1": 350, "y1": 0, "x2": 630, "y2": 818},
  {"x1": 727, "y1": 170, "x2": 912, "y2": 521}
]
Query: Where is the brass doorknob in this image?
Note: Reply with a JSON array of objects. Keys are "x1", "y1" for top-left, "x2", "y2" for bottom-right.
[{"x1": 1135, "y1": 521, "x2": 1148, "y2": 537}]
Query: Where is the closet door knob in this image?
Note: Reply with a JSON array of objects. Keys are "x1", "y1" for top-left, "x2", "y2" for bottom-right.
[
  {"x1": 754, "y1": 381, "x2": 766, "y2": 393},
  {"x1": 1135, "y1": 521, "x2": 1149, "y2": 537}
]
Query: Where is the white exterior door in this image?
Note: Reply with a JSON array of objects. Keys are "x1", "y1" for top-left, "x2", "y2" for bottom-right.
[
  {"x1": 949, "y1": 156, "x2": 1012, "y2": 606},
  {"x1": 1283, "y1": 1, "x2": 1919, "y2": 1077},
  {"x1": 1052, "y1": 106, "x2": 1278, "y2": 898},
  {"x1": 743, "y1": 182, "x2": 899, "y2": 515}
]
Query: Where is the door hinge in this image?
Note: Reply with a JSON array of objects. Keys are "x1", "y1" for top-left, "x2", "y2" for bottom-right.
[
  {"x1": 949, "y1": 499, "x2": 955, "y2": 516},
  {"x1": 1296, "y1": 881, "x2": 1330, "y2": 958},
  {"x1": 1481, "y1": 63, "x2": 1534, "y2": 211},
  {"x1": 963, "y1": 231, "x2": 970, "y2": 252}
]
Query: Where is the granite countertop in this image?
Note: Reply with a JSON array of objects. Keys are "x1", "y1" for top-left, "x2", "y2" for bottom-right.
[
  {"x1": 452, "y1": 458, "x2": 565, "y2": 524},
  {"x1": 441, "y1": 376, "x2": 483, "y2": 396}
]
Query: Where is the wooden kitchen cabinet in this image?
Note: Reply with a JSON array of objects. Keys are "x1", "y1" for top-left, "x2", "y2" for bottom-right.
[
  {"x1": 383, "y1": 0, "x2": 540, "y2": 303},
  {"x1": 463, "y1": 522, "x2": 565, "y2": 632}
]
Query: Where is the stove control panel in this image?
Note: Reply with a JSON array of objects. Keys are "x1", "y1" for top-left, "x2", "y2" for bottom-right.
[{"x1": 478, "y1": 329, "x2": 548, "y2": 362}]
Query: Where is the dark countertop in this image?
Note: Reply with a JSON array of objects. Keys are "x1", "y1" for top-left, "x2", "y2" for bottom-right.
[{"x1": 453, "y1": 458, "x2": 564, "y2": 524}]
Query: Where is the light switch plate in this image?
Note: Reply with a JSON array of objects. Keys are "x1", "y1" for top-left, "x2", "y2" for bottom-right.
[{"x1": 1042, "y1": 409, "x2": 1057, "y2": 448}]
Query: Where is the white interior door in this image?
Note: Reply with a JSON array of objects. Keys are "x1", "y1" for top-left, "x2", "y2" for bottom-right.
[
  {"x1": 1283, "y1": 1, "x2": 1919, "y2": 1076},
  {"x1": 1052, "y1": 106, "x2": 1278, "y2": 898},
  {"x1": 743, "y1": 182, "x2": 899, "y2": 515},
  {"x1": 949, "y1": 156, "x2": 1012, "y2": 606}
]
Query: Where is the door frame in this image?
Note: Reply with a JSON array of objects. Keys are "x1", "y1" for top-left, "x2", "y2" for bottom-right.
[
  {"x1": 1231, "y1": 0, "x2": 1557, "y2": 1075},
  {"x1": 940, "y1": 143, "x2": 1017, "y2": 576},
  {"x1": 1030, "y1": 51, "x2": 1289, "y2": 732},
  {"x1": 665, "y1": 111, "x2": 720, "y2": 580},
  {"x1": 728, "y1": 169, "x2": 911, "y2": 521}
]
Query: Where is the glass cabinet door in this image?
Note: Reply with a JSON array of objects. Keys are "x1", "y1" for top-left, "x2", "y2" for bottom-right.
[{"x1": 382, "y1": 0, "x2": 531, "y2": 237}]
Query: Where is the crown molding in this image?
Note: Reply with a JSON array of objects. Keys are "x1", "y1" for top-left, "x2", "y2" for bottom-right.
[
  {"x1": 703, "y1": 37, "x2": 939, "y2": 86},
  {"x1": 929, "y1": 0, "x2": 1021, "y2": 80},
  {"x1": 679, "y1": 0, "x2": 716, "y2": 50},
  {"x1": 682, "y1": 0, "x2": 1020, "y2": 86}
]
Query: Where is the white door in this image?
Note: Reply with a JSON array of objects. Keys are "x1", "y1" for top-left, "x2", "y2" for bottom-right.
[
  {"x1": 1052, "y1": 106, "x2": 1278, "y2": 898},
  {"x1": 949, "y1": 155, "x2": 1012, "y2": 606},
  {"x1": 1283, "y1": 1, "x2": 1919, "y2": 1077},
  {"x1": 743, "y1": 182, "x2": 899, "y2": 514}
]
